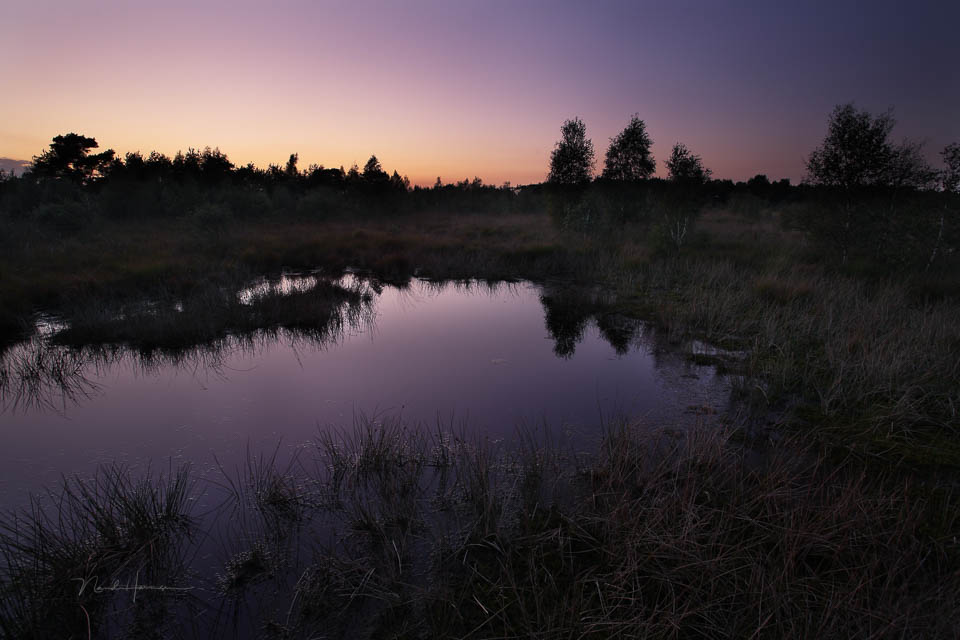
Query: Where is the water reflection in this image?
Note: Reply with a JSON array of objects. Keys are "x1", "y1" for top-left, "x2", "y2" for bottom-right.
[
  {"x1": 0, "y1": 275, "x2": 731, "y2": 509},
  {"x1": 539, "y1": 282, "x2": 633, "y2": 358},
  {"x1": 0, "y1": 275, "x2": 728, "y2": 418},
  {"x1": 0, "y1": 340, "x2": 99, "y2": 413},
  {"x1": 2, "y1": 275, "x2": 376, "y2": 414}
]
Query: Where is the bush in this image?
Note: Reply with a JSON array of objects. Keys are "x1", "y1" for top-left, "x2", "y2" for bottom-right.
[
  {"x1": 30, "y1": 200, "x2": 94, "y2": 235},
  {"x1": 189, "y1": 201, "x2": 231, "y2": 230},
  {"x1": 99, "y1": 181, "x2": 166, "y2": 219},
  {"x1": 295, "y1": 187, "x2": 343, "y2": 220},
  {"x1": 221, "y1": 187, "x2": 273, "y2": 219}
]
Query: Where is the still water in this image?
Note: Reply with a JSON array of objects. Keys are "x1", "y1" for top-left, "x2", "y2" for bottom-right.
[{"x1": 0, "y1": 276, "x2": 729, "y2": 507}]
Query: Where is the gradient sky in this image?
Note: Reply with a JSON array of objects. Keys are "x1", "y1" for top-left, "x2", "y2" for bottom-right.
[{"x1": 2, "y1": 0, "x2": 957, "y2": 186}]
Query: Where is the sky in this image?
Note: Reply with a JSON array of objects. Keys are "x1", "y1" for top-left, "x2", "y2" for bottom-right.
[{"x1": 1, "y1": 0, "x2": 958, "y2": 186}]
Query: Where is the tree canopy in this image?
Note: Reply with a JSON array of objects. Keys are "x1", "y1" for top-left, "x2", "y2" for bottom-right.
[
  {"x1": 362, "y1": 155, "x2": 387, "y2": 182},
  {"x1": 602, "y1": 115, "x2": 655, "y2": 181},
  {"x1": 30, "y1": 133, "x2": 115, "y2": 183},
  {"x1": 665, "y1": 143, "x2": 711, "y2": 184},
  {"x1": 942, "y1": 143, "x2": 960, "y2": 193},
  {"x1": 548, "y1": 118, "x2": 594, "y2": 185},
  {"x1": 284, "y1": 153, "x2": 299, "y2": 178},
  {"x1": 805, "y1": 103, "x2": 934, "y2": 190}
]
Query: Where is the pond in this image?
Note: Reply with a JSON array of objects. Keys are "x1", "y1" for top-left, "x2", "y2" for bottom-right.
[
  {"x1": 0, "y1": 273, "x2": 740, "y2": 636},
  {"x1": 0, "y1": 275, "x2": 730, "y2": 508}
]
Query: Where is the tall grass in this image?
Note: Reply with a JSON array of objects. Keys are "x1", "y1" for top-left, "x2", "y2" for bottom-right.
[
  {"x1": 628, "y1": 255, "x2": 960, "y2": 466},
  {"x1": 1, "y1": 418, "x2": 957, "y2": 638},
  {"x1": 0, "y1": 274, "x2": 378, "y2": 415},
  {"x1": 0, "y1": 465, "x2": 196, "y2": 639},
  {"x1": 0, "y1": 338, "x2": 97, "y2": 413},
  {"x1": 1, "y1": 200, "x2": 958, "y2": 635},
  {"x1": 53, "y1": 274, "x2": 373, "y2": 354}
]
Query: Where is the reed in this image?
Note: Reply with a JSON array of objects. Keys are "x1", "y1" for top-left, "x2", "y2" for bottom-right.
[
  {"x1": 2, "y1": 419, "x2": 957, "y2": 638},
  {"x1": 0, "y1": 464, "x2": 195, "y2": 639}
]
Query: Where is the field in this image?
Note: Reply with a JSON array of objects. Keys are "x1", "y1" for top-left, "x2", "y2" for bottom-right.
[{"x1": 1, "y1": 179, "x2": 959, "y2": 638}]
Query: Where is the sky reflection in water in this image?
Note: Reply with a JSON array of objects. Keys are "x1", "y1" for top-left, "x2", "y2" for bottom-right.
[{"x1": 0, "y1": 278, "x2": 729, "y2": 506}]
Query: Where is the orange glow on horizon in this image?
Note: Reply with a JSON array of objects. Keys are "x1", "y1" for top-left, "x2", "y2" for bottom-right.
[{"x1": 1, "y1": 2, "x2": 956, "y2": 186}]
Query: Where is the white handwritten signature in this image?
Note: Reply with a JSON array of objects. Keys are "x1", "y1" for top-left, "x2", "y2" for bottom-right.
[{"x1": 74, "y1": 573, "x2": 193, "y2": 602}]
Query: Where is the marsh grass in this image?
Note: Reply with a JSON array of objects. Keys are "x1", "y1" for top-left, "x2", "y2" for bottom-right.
[
  {"x1": 0, "y1": 464, "x2": 197, "y2": 639},
  {"x1": 2, "y1": 202, "x2": 960, "y2": 636},
  {"x1": 628, "y1": 256, "x2": 960, "y2": 467},
  {"x1": 0, "y1": 337, "x2": 98, "y2": 413},
  {"x1": 1, "y1": 418, "x2": 957, "y2": 638},
  {"x1": 0, "y1": 274, "x2": 377, "y2": 415},
  {"x1": 7, "y1": 221, "x2": 959, "y2": 468},
  {"x1": 5, "y1": 206, "x2": 958, "y2": 467},
  {"x1": 0, "y1": 212, "x2": 572, "y2": 337},
  {"x1": 53, "y1": 275, "x2": 372, "y2": 354}
]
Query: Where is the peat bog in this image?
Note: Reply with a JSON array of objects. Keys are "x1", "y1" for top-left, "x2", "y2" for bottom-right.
[{"x1": 1, "y1": 130, "x2": 960, "y2": 638}]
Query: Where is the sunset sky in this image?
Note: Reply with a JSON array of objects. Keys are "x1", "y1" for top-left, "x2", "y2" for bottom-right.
[{"x1": 2, "y1": 0, "x2": 957, "y2": 186}]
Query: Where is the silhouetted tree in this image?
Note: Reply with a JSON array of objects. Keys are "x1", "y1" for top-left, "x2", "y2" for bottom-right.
[
  {"x1": 802, "y1": 104, "x2": 940, "y2": 265},
  {"x1": 346, "y1": 163, "x2": 361, "y2": 185},
  {"x1": 362, "y1": 156, "x2": 387, "y2": 182},
  {"x1": 30, "y1": 133, "x2": 115, "y2": 183},
  {"x1": 942, "y1": 143, "x2": 960, "y2": 193},
  {"x1": 655, "y1": 143, "x2": 712, "y2": 250},
  {"x1": 602, "y1": 115, "x2": 655, "y2": 181},
  {"x1": 923, "y1": 143, "x2": 960, "y2": 270},
  {"x1": 234, "y1": 162, "x2": 260, "y2": 186},
  {"x1": 199, "y1": 147, "x2": 234, "y2": 183},
  {"x1": 666, "y1": 143, "x2": 711, "y2": 184},
  {"x1": 305, "y1": 164, "x2": 345, "y2": 189},
  {"x1": 172, "y1": 149, "x2": 200, "y2": 180},
  {"x1": 360, "y1": 156, "x2": 391, "y2": 199},
  {"x1": 121, "y1": 151, "x2": 147, "y2": 179},
  {"x1": 143, "y1": 151, "x2": 173, "y2": 182},
  {"x1": 805, "y1": 103, "x2": 934, "y2": 190},
  {"x1": 548, "y1": 118, "x2": 594, "y2": 185},
  {"x1": 389, "y1": 170, "x2": 410, "y2": 191},
  {"x1": 885, "y1": 140, "x2": 937, "y2": 190},
  {"x1": 266, "y1": 163, "x2": 285, "y2": 183},
  {"x1": 284, "y1": 153, "x2": 299, "y2": 178}
]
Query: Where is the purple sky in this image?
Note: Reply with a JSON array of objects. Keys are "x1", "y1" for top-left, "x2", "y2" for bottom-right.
[{"x1": 1, "y1": 0, "x2": 957, "y2": 185}]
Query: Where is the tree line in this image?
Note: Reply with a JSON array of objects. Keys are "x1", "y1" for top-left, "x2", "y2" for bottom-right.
[
  {"x1": 548, "y1": 115, "x2": 710, "y2": 185},
  {"x1": 24, "y1": 135, "x2": 414, "y2": 194},
  {"x1": 543, "y1": 105, "x2": 959, "y2": 269},
  {"x1": 1, "y1": 103, "x2": 958, "y2": 271},
  {"x1": 547, "y1": 106, "x2": 957, "y2": 191},
  {"x1": 5, "y1": 103, "x2": 957, "y2": 193},
  {"x1": 0, "y1": 137, "x2": 528, "y2": 226}
]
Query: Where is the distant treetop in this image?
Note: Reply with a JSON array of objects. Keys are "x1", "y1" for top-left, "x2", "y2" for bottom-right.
[
  {"x1": 943, "y1": 143, "x2": 960, "y2": 193},
  {"x1": 666, "y1": 143, "x2": 711, "y2": 184},
  {"x1": 602, "y1": 115, "x2": 655, "y2": 181},
  {"x1": 30, "y1": 133, "x2": 115, "y2": 183},
  {"x1": 362, "y1": 155, "x2": 388, "y2": 182},
  {"x1": 548, "y1": 118, "x2": 595, "y2": 185},
  {"x1": 805, "y1": 103, "x2": 935, "y2": 190}
]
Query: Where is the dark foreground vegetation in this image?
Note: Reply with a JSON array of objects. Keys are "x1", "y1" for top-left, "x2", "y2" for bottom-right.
[
  {"x1": 2, "y1": 103, "x2": 960, "y2": 637},
  {"x1": 2, "y1": 420, "x2": 958, "y2": 639}
]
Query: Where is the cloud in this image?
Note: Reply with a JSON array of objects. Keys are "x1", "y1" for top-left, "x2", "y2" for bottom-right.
[{"x1": 0, "y1": 158, "x2": 30, "y2": 175}]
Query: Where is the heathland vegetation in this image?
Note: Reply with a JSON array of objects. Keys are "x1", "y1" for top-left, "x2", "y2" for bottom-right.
[{"x1": 1, "y1": 103, "x2": 960, "y2": 637}]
